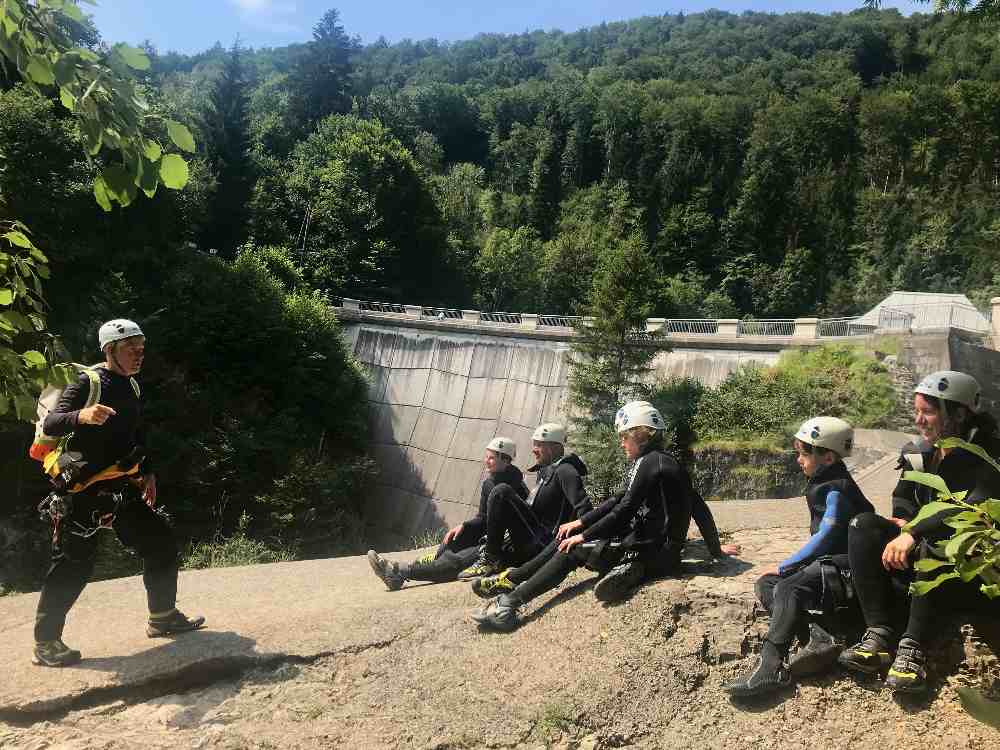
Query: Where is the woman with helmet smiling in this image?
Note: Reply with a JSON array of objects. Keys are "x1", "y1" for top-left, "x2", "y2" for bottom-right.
[{"x1": 838, "y1": 370, "x2": 1000, "y2": 693}]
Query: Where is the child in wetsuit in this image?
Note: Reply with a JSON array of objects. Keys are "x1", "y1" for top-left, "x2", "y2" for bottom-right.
[{"x1": 724, "y1": 416, "x2": 874, "y2": 697}]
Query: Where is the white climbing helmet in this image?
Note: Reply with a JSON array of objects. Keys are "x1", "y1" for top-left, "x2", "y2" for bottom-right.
[
  {"x1": 914, "y1": 370, "x2": 981, "y2": 412},
  {"x1": 486, "y1": 436, "x2": 516, "y2": 460},
  {"x1": 615, "y1": 401, "x2": 665, "y2": 434},
  {"x1": 794, "y1": 417, "x2": 854, "y2": 457},
  {"x1": 532, "y1": 423, "x2": 566, "y2": 445},
  {"x1": 98, "y1": 319, "x2": 144, "y2": 351}
]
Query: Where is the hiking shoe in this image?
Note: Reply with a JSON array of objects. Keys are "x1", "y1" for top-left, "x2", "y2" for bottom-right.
[
  {"x1": 32, "y1": 639, "x2": 82, "y2": 667},
  {"x1": 723, "y1": 641, "x2": 791, "y2": 697},
  {"x1": 471, "y1": 595, "x2": 521, "y2": 632},
  {"x1": 472, "y1": 569, "x2": 515, "y2": 598},
  {"x1": 886, "y1": 637, "x2": 928, "y2": 693},
  {"x1": 146, "y1": 610, "x2": 206, "y2": 638},
  {"x1": 458, "y1": 551, "x2": 501, "y2": 580},
  {"x1": 838, "y1": 629, "x2": 894, "y2": 675},
  {"x1": 367, "y1": 550, "x2": 405, "y2": 591},
  {"x1": 789, "y1": 622, "x2": 842, "y2": 678},
  {"x1": 594, "y1": 559, "x2": 645, "y2": 602}
]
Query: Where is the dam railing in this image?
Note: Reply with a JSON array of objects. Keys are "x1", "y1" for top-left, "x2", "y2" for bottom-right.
[{"x1": 330, "y1": 297, "x2": 936, "y2": 341}]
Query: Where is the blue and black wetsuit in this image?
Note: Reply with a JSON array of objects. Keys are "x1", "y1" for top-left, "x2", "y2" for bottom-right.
[{"x1": 755, "y1": 460, "x2": 874, "y2": 651}]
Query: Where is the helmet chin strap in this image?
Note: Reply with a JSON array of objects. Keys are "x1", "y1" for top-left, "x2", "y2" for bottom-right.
[{"x1": 107, "y1": 343, "x2": 129, "y2": 376}]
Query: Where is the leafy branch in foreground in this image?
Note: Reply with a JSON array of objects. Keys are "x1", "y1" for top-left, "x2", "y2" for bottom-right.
[{"x1": 901, "y1": 436, "x2": 1000, "y2": 598}]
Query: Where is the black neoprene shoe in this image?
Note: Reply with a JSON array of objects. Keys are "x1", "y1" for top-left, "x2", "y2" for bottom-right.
[
  {"x1": 838, "y1": 629, "x2": 894, "y2": 675},
  {"x1": 594, "y1": 559, "x2": 645, "y2": 602},
  {"x1": 788, "y1": 622, "x2": 842, "y2": 678},
  {"x1": 723, "y1": 641, "x2": 791, "y2": 698},
  {"x1": 886, "y1": 637, "x2": 928, "y2": 693}
]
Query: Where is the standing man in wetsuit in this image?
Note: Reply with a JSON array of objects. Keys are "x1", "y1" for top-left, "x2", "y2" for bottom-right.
[{"x1": 32, "y1": 319, "x2": 204, "y2": 667}]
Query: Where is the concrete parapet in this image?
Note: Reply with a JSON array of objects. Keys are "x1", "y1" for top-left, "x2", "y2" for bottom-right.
[
  {"x1": 991, "y1": 298, "x2": 1000, "y2": 349},
  {"x1": 647, "y1": 318, "x2": 666, "y2": 333},
  {"x1": 521, "y1": 313, "x2": 539, "y2": 330},
  {"x1": 461, "y1": 309, "x2": 480, "y2": 323},
  {"x1": 342, "y1": 298, "x2": 360, "y2": 311},
  {"x1": 404, "y1": 304, "x2": 422, "y2": 318},
  {"x1": 717, "y1": 319, "x2": 739, "y2": 337},
  {"x1": 793, "y1": 317, "x2": 819, "y2": 339}
]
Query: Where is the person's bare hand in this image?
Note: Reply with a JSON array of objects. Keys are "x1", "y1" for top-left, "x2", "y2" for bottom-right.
[
  {"x1": 443, "y1": 523, "x2": 463, "y2": 545},
  {"x1": 889, "y1": 517, "x2": 908, "y2": 528},
  {"x1": 718, "y1": 543, "x2": 742, "y2": 557},
  {"x1": 78, "y1": 404, "x2": 116, "y2": 425},
  {"x1": 882, "y1": 532, "x2": 916, "y2": 571},
  {"x1": 558, "y1": 533, "x2": 585, "y2": 553},
  {"x1": 142, "y1": 473, "x2": 158, "y2": 508},
  {"x1": 556, "y1": 519, "x2": 583, "y2": 541}
]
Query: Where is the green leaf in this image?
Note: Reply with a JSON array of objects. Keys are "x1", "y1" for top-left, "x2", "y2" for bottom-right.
[
  {"x1": 0, "y1": 397, "x2": 7, "y2": 417},
  {"x1": 1, "y1": 311, "x2": 33, "y2": 331},
  {"x1": 0, "y1": 289, "x2": 11, "y2": 306},
  {"x1": 945, "y1": 530, "x2": 982, "y2": 559},
  {"x1": 903, "y1": 501, "x2": 961, "y2": 533},
  {"x1": 137, "y1": 157, "x2": 159, "y2": 198},
  {"x1": 26, "y1": 56, "x2": 55, "y2": 86},
  {"x1": 914, "y1": 557, "x2": 953, "y2": 572},
  {"x1": 13, "y1": 395, "x2": 36, "y2": 422},
  {"x1": 93, "y1": 176, "x2": 113, "y2": 212},
  {"x1": 901, "y1": 470, "x2": 954, "y2": 499},
  {"x1": 115, "y1": 44, "x2": 151, "y2": 71},
  {"x1": 910, "y1": 570, "x2": 960, "y2": 596},
  {"x1": 939, "y1": 437, "x2": 1000, "y2": 475},
  {"x1": 81, "y1": 118, "x2": 103, "y2": 156},
  {"x1": 159, "y1": 153, "x2": 190, "y2": 189},
  {"x1": 143, "y1": 141, "x2": 162, "y2": 161},
  {"x1": 981, "y1": 584, "x2": 1000, "y2": 599},
  {"x1": 982, "y1": 500, "x2": 1000, "y2": 523},
  {"x1": 102, "y1": 164, "x2": 137, "y2": 207},
  {"x1": 59, "y1": 86, "x2": 75, "y2": 111},
  {"x1": 957, "y1": 687, "x2": 1000, "y2": 730},
  {"x1": 22, "y1": 350, "x2": 46, "y2": 368},
  {"x1": 165, "y1": 120, "x2": 196, "y2": 153},
  {"x1": 2, "y1": 231, "x2": 32, "y2": 248}
]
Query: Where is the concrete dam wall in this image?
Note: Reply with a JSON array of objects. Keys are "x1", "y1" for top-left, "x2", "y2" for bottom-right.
[{"x1": 343, "y1": 319, "x2": 785, "y2": 537}]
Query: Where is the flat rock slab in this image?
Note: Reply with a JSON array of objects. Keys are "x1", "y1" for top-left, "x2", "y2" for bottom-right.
[{"x1": 0, "y1": 455, "x2": 901, "y2": 721}]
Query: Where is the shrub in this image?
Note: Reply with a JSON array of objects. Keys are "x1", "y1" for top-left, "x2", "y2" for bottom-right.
[
  {"x1": 693, "y1": 344, "x2": 896, "y2": 444},
  {"x1": 183, "y1": 512, "x2": 296, "y2": 570}
]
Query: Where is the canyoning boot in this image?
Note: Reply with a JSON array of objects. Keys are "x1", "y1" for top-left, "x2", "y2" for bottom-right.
[
  {"x1": 886, "y1": 637, "x2": 928, "y2": 694},
  {"x1": 146, "y1": 609, "x2": 206, "y2": 638},
  {"x1": 472, "y1": 568, "x2": 515, "y2": 598},
  {"x1": 471, "y1": 594, "x2": 521, "y2": 632},
  {"x1": 367, "y1": 550, "x2": 405, "y2": 591},
  {"x1": 723, "y1": 640, "x2": 792, "y2": 698},
  {"x1": 594, "y1": 558, "x2": 645, "y2": 603},
  {"x1": 838, "y1": 628, "x2": 894, "y2": 675},
  {"x1": 32, "y1": 639, "x2": 82, "y2": 667},
  {"x1": 788, "y1": 622, "x2": 843, "y2": 678},
  {"x1": 458, "y1": 550, "x2": 502, "y2": 580}
]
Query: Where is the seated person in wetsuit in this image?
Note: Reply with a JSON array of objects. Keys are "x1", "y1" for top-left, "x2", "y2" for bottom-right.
[
  {"x1": 839, "y1": 370, "x2": 1000, "y2": 693},
  {"x1": 367, "y1": 427, "x2": 592, "y2": 589},
  {"x1": 724, "y1": 417, "x2": 874, "y2": 697},
  {"x1": 472, "y1": 401, "x2": 700, "y2": 631}
]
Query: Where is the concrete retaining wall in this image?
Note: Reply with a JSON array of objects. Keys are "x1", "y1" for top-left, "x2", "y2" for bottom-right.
[{"x1": 343, "y1": 315, "x2": 985, "y2": 537}]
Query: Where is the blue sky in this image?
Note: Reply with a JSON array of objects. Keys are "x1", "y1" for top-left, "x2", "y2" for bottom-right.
[{"x1": 88, "y1": 1, "x2": 926, "y2": 55}]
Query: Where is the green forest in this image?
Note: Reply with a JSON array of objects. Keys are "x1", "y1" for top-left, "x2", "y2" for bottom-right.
[{"x1": 3, "y1": 3, "x2": 1000, "y2": 586}]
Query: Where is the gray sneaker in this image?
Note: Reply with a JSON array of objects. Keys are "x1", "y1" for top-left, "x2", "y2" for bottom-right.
[
  {"x1": 471, "y1": 595, "x2": 521, "y2": 632},
  {"x1": 32, "y1": 639, "x2": 82, "y2": 667},
  {"x1": 367, "y1": 550, "x2": 405, "y2": 591}
]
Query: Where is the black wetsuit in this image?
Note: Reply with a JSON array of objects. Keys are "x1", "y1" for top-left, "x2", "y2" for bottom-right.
[
  {"x1": 754, "y1": 461, "x2": 874, "y2": 650},
  {"x1": 34, "y1": 368, "x2": 178, "y2": 642},
  {"x1": 405, "y1": 464, "x2": 535, "y2": 583},
  {"x1": 848, "y1": 434, "x2": 1000, "y2": 644},
  {"x1": 505, "y1": 443, "x2": 694, "y2": 606}
]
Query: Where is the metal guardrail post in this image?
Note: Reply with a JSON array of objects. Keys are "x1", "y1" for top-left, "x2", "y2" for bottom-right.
[
  {"x1": 403, "y1": 305, "x2": 422, "y2": 318},
  {"x1": 342, "y1": 298, "x2": 360, "y2": 311},
  {"x1": 646, "y1": 318, "x2": 665, "y2": 333},
  {"x1": 521, "y1": 313, "x2": 539, "y2": 330},
  {"x1": 461, "y1": 310, "x2": 480, "y2": 323}
]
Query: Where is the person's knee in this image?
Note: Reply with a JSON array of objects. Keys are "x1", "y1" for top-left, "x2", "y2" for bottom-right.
[
  {"x1": 849, "y1": 512, "x2": 886, "y2": 534},
  {"x1": 487, "y1": 483, "x2": 516, "y2": 509},
  {"x1": 755, "y1": 573, "x2": 779, "y2": 606}
]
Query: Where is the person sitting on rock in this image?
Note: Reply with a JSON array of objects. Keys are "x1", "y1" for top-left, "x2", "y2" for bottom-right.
[
  {"x1": 723, "y1": 417, "x2": 874, "y2": 697},
  {"x1": 32, "y1": 319, "x2": 205, "y2": 668},
  {"x1": 472, "y1": 401, "x2": 700, "y2": 631},
  {"x1": 367, "y1": 425, "x2": 591, "y2": 589},
  {"x1": 838, "y1": 370, "x2": 1000, "y2": 693}
]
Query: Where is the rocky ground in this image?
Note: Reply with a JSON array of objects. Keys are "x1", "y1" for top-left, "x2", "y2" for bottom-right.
[{"x1": 2, "y1": 524, "x2": 998, "y2": 750}]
